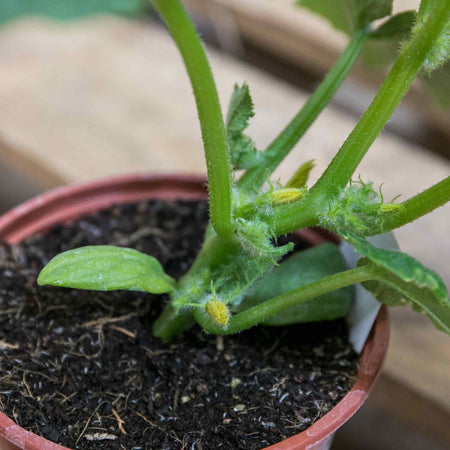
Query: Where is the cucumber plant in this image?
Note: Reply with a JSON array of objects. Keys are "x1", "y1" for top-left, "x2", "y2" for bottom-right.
[{"x1": 38, "y1": 0, "x2": 450, "y2": 341}]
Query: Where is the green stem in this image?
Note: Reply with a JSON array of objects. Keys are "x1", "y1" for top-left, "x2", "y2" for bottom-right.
[
  {"x1": 189, "y1": 234, "x2": 238, "y2": 273},
  {"x1": 193, "y1": 266, "x2": 371, "y2": 335},
  {"x1": 369, "y1": 176, "x2": 450, "y2": 235},
  {"x1": 150, "y1": 0, "x2": 233, "y2": 241},
  {"x1": 238, "y1": 29, "x2": 368, "y2": 191},
  {"x1": 152, "y1": 233, "x2": 240, "y2": 340},
  {"x1": 311, "y1": 1, "x2": 450, "y2": 198},
  {"x1": 152, "y1": 304, "x2": 195, "y2": 341},
  {"x1": 271, "y1": 196, "x2": 320, "y2": 236}
]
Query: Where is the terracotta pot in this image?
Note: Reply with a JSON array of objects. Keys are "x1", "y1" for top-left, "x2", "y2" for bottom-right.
[{"x1": 0, "y1": 173, "x2": 389, "y2": 450}]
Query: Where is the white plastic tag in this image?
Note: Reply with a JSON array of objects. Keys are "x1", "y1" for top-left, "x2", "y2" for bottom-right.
[{"x1": 340, "y1": 232, "x2": 399, "y2": 353}]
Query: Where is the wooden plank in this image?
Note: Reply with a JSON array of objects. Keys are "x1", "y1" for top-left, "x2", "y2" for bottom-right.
[
  {"x1": 0, "y1": 17, "x2": 448, "y2": 427},
  {"x1": 185, "y1": 0, "x2": 348, "y2": 73},
  {"x1": 185, "y1": 0, "x2": 420, "y2": 75},
  {"x1": 370, "y1": 373, "x2": 450, "y2": 446},
  {"x1": 0, "y1": 137, "x2": 63, "y2": 190},
  {"x1": 384, "y1": 308, "x2": 450, "y2": 411},
  {"x1": 184, "y1": 0, "x2": 450, "y2": 139}
]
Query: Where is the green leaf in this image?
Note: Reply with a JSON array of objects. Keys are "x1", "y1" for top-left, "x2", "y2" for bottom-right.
[
  {"x1": 236, "y1": 218, "x2": 293, "y2": 262},
  {"x1": 362, "y1": 11, "x2": 415, "y2": 67},
  {"x1": 298, "y1": 0, "x2": 392, "y2": 35},
  {"x1": 344, "y1": 232, "x2": 450, "y2": 334},
  {"x1": 370, "y1": 11, "x2": 416, "y2": 39},
  {"x1": 226, "y1": 83, "x2": 261, "y2": 170},
  {"x1": 38, "y1": 245, "x2": 175, "y2": 294},
  {"x1": 359, "y1": 275, "x2": 407, "y2": 306},
  {"x1": 0, "y1": 0, "x2": 144, "y2": 23},
  {"x1": 228, "y1": 134, "x2": 262, "y2": 170},
  {"x1": 237, "y1": 243, "x2": 353, "y2": 325},
  {"x1": 226, "y1": 83, "x2": 254, "y2": 133}
]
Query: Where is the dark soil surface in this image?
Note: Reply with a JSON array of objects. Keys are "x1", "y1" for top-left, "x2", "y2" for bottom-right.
[{"x1": 0, "y1": 200, "x2": 359, "y2": 449}]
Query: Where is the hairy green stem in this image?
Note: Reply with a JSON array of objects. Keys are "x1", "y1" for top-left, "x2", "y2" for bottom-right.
[
  {"x1": 193, "y1": 266, "x2": 372, "y2": 335},
  {"x1": 311, "y1": 1, "x2": 450, "y2": 199},
  {"x1": 271, "y1": 196, "x2": 320, "y2": 236},
  {"x1": 150, "y1": 0, "x2": 233, "y2": 241},
  {"x1": 238, "y1": 29, "x2": 368, "y2": 191},
  {"x1": 152, "y1": 233, "x2": 241, "y2": 340},
  {"x1": 190, "y1": 234, "x2": 239, "y2": 273},
  {"x1": 369, "y1": 177, "x2": 450, "y2": 234},
  {"x1": 153, "y1": 304, "x2": 195, "y2": 341}
]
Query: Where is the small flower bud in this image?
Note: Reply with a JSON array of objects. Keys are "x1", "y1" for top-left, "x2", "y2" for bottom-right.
[
  {"x1": 379, "y1": 203, "x2": 403, "y2": 213},
  {"x1": 205, "y1": 299, "x2": 230, "y2": 327},
  {"x1": 270, "y1": 188, "x2": 305, "y2": 205}
]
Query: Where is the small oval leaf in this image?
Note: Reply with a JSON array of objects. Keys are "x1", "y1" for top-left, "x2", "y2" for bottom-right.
[{"x1": 38, "y1": 246, "x2": 175, "y2": 294}]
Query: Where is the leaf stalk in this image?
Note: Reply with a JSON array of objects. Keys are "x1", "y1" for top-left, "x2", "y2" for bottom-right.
[
  {"x1": 194, "y1": 265, "x2": 372, "y2": 334},
  {"x1": 238, "y1": 29, "x2": 368, "y2": 191},
  {"x1": 150, "y1": 0, "x2": 234, "y2": 241}
]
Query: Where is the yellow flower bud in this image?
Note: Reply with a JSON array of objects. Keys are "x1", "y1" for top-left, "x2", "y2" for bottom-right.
[
  {"x1": 379, "y1": 203, "x2": 403, "y2": 213},
  {"x1": 205, "y1": 299, "x2": 230, "y2": 327},
  {"x1": 270, "y1": 188, "x2": 305, "y2": 205}
]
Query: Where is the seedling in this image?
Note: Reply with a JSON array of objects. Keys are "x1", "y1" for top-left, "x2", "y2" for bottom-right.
[{"x1": 38, "y1": 0, "x2": 450, "y2": 341}]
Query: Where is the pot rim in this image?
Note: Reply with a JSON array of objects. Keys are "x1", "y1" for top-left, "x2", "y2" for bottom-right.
[{"x1": 0, "y1": 173, "x2": 389, "y2": 450}]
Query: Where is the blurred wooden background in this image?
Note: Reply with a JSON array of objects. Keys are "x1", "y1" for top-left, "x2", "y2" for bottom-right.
[
  {"x1": 184, "y1": 0, "x2": 450, "y2": 159},
  {"x1": 0, "y1": 3, "x2": 448, "y2": 448}
]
